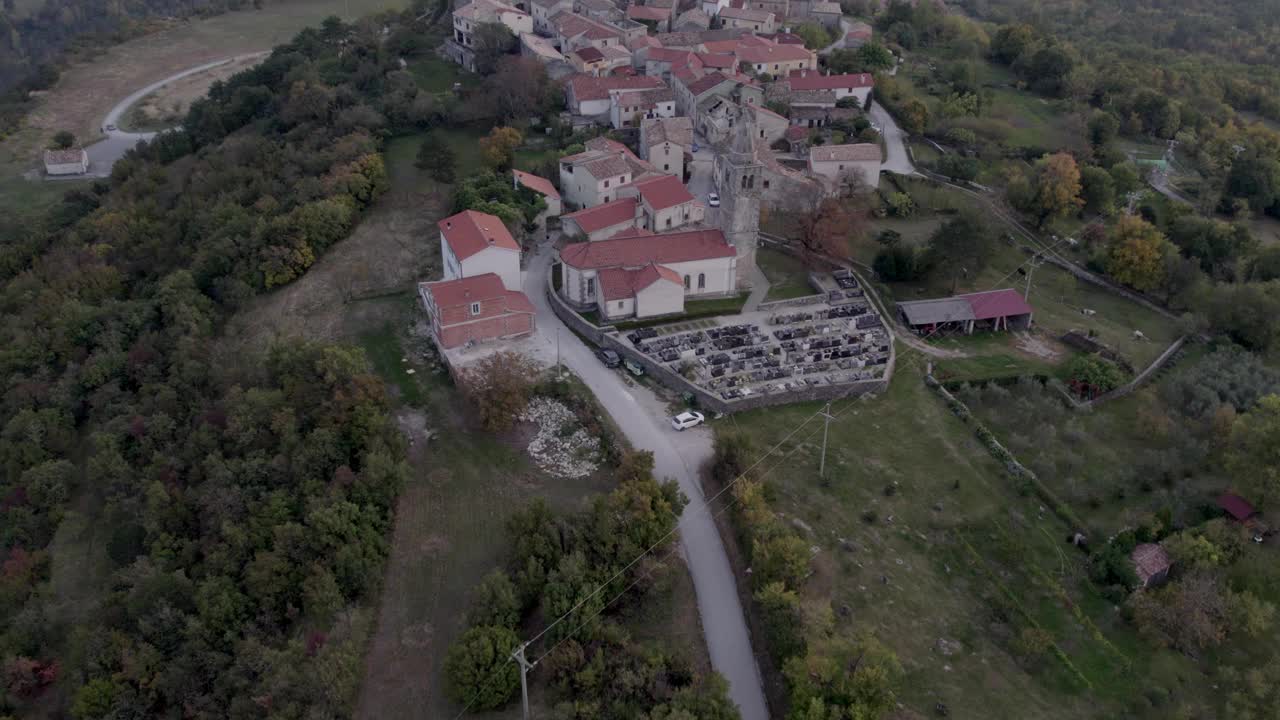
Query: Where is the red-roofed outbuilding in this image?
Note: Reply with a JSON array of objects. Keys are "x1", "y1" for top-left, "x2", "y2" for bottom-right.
[{"x1": 418, "y1": 273, "x2": 535, "y2": 349}]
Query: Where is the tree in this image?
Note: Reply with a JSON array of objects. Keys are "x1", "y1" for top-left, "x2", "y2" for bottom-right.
[
  {"x1": 752, "y1": 533, "x2": 811, "y2": 589},
  {"x1": 50, "y1": 130, "x2": 75, "y2": 149},
  {"x1": 1079, "y1": 165, "x2": 1116, "y2": 215},
  {"x1": 480, "y1": 126, "x2": 524, "y2": 172},
  {"x1": 416, "y1": 132, "x2": 456, "y2": 183},
  {"x1": 1106, "y1": 215, "x2": 1171, "y2": 291},
  {"x1": 937, "y1": 153, "x2": 979, "y2": 181},
  {"x1": 885, "y1": 191, "x2": 915, "y2": 217},
  {"x1": 793, "y1": 23, "x2": 832, "y2": 50},
  {"x1": 755, "y1": 581, "x2": 806, "y2": 661},
  {"x1": 1087, "y1": 111, "x2": 1119, "y2": 148},
  {"x1": 443, "y1": 626, "x2": 520, "y2": 709},
  {"x1": 1225, "y1": 394, "x2": 1280, "y2": 506},
  {"x1": 487, "y1": 56, "x2": 557, "y2": 121},
  {"x1": 872, "y1": 245, "x2": 919, "y2": 281},
  {"x1": 472, "y1": 22, "x2": 518, "y2": 75},
  {"x1": 1062, "y1": 354, "x2": 1125, "y2": 396},
  {"x1": 1131, "y1": 571, "x2": 1233, "y2": 653},
  {"x1": 1030, "y1": 152, "x2": 1084, "y2": 224},
  {"x1": 1225, "y1": 151, "x2": 1280, "y2": 217},
  {"x1": 789, "y1": 196, "x2": 862, "y2": 265},
  {"x1": 1109, "y1": 162, "x2": 1142, "y2": 197},
  {"x1": 855, "y1": 42, "x2": 895, "y2": 71},
  {"x1": 926, "y1": 211, "x2": 993, "y2": 292},
  {"x1": 459, "y1": 351, "x2": 540, "y2": 430},
  {"x1": 990, "y1": 23, "x2": 1035, "y2": 64},
  {"x1": 783, "y1": 635, "x2": 902, "y2": 719},
  {"x1": 469, "y1": 570, "x2": 522, "y2": 629}
]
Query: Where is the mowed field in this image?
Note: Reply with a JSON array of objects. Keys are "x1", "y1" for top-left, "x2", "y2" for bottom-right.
[{"x1": 0, "y1": 0, "x2": 408, "y2": 216}]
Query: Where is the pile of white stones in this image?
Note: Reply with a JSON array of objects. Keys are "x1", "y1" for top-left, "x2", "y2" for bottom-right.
[{"x1": 519, "y1": 397, "x2": 601, "y2": 479}]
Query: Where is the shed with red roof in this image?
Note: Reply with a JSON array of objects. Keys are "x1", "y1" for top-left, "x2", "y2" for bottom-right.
[{"x1": 897, "y1": 288, "x2": 1033, "y2": 335}]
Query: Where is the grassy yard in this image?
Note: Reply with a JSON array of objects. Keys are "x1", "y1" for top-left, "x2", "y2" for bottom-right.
[
  {"x1": 407, "y1": 53, "x2": 481, "y2": 94},
  {"x1": 721, "y1": 363, "x2": 1204, "y2": 719},
  {"x1": 433, "y1": 126, "x2": 490, "y2": 177},
  {"x1": 757, "y1": 246, "x2": 817, "y2": 300}
]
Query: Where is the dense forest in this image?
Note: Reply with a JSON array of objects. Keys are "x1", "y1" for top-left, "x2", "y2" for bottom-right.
[{"x1": 0, "y1": 13, "x2": 452, "y2": 718}]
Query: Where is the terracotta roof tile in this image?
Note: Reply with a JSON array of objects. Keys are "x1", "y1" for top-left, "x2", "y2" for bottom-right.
[
  {"x1": 438, "y1": 210, "x2": 520, "y2": 261},
  {"x1": 809, "y1": 143, "x2": 882, "y2": 163},
  {"x1": 421, "y1": 274, "x2": 535, "y2": 320},
  {"x1": 787, "y1": 71, "x2": 874, "y2": 91},
  {"x1": 560, "y1": 228, "x2": 735, "y2": 269},
  {"x1": 566, "y1": 73, "x2": 665, "y2": 101},
  {"x1": 562, "y1": 197, "x2": 639, "y2": 233},
  {"x1": 598, "y1": 262, "x2": 681, "y2": 299},
  {"x1": 634, "y1": 174, "x2": 694, "y2": 210},
  {"x1": 512, "y1": 169, "x2": 560, "y2": 199}
]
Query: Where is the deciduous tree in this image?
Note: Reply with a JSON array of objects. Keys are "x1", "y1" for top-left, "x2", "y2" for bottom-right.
[
  {"x1": 1031, "y1": 152, "x2": 1084, "y2": 224},
  {"x1": 480, "y1": 126, "x2": 524, "y2": 171},
  {"x1": 443, "y1": 625, "x2": 520, "y2": 709},
  {"x1": 1106, "y1": 214, "x2": 1171, "y2": 291},
  {"x1": 459, "y1": 351, "x2": 539, "y2": 431}
]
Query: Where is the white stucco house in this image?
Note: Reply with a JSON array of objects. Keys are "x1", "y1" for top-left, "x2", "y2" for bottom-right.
[
  {"x1": 807, "y1": 143, "x2": 881, "y2": 191},
  {"x1": 558, "y1": 228, "x2": 738, "y2": 320},
  {"x1": 609, "y1": 87, "x2": 677, "y2": 129},
  {"x1": 622, "y1": 173, "x2": 704, "y2": 232},
  {"x1": 640, "y1": 116, "x2": 693, "y2": 178},
  {"x1": 561, "y1": 197, "x2": 642, "y2": 241},
  {"x1": 43, "y1": 148, "x2": 88, "y2": 176},
  {"x1": 448, "y1": 0, "x2": 534, "y2": 71},
  {"x1": 438, "y1": 209, "x2": 524, "y2": 292},
  {"x1": 786, "y1": 71, "x2": 875, "y2": 106},
  {"x1": 559, "y1": 147, "x2": 634, "y2": 209}
]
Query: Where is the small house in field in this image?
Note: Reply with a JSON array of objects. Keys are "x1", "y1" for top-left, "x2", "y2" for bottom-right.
[
  {"x1": 1130, "y1": 543, "x2": 1172, "y2": 588},
  {"x1": 1218, "y1": 493, "x2": 1258, "y2": 524},
  {"x1": 43, "y1": 148, "x2": 88, "y2": 176}
]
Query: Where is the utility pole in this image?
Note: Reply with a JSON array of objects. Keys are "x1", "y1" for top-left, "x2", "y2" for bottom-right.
[
  {"x1": 556, "y1": 326, "x2": 562, "y2": 379},
  {"x1": 1024, "y1": 253, "x2": 1043, "y2": 302},
  {"x1": 818, "y1": 401, "x2": 835, "y2": 478},
  {"x1": 512, "y1": 642, "x2": 536, "y2": 720}
]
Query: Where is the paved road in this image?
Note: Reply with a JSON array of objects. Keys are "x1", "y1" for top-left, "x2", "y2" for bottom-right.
[
  {"x1": 521, "y1": 249, "x2": 770, "y2": 720},
  {"x1": 869, "y1": 100, "x2": 916, "y2": 176},
  {"x1": 82, "y1": 53, "x2": 265, "y2": 176}
]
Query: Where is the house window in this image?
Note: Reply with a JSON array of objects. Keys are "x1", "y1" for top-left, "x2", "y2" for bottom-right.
[
  {"x1": 664, "y1": 163, "x2": 670, "y2": 171},
  {"x1": 698, "y1": 273, "x2": 706, "y2": 289},
  {"x1": 763, "y1": 179, "x2": 770, "y2": 189},
  {"x1": 666, "y1": 217, "x2": 672, "y2": 227},
  {"x1": 838, "y1": 164, "x2": 845, "y2": 170},
  {"x1": 470, "y1": 302, "x2": 481, "y2": 315},
  {"x1": 683, "y1": 275, "x2": 690, "y2": 289},
  {"x1": 604, "y1": 179, "x2": 610, "y2": 188},
  {"x1": 587, "y1": 277, "x2": 595, "y2": 296},
  {"x1": 617, "y1": 301, "x2": 625, "y2": 310}
]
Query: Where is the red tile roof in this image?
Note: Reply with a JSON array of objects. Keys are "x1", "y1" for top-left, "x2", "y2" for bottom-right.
[
  {"x1": 1218, "y1": 493, "x2": 1258, "y2": 522},
  {"x1": 785, "y1": 125, "x2": 808, "y2": 140},
  {"x1": 761, "y1": 31, "x2": 804, "y2": 44},
  {"x1": 736, "y1": 43, "x2": 813, "y2": 63},
  {"x1": 421, "y1": 273, "x2": 535, "y2": 319},
  {"x1": 513, "y1": 169, "x2": 560, "y2": 200},
  {"x1": 959, "y1": 289, "x2": 1034, "y2": 321},
  {"x1": 700, "y1": 39, "x2": 740, "y2": 54},
  {"x1": 685, "y1": 71, "x2": 733, "y2": 96},
  {"x1": 563, "y1": 197, "x2": 639, "y2": 233},
  {"x1": 787, "y1": 71, "x2": 875, "y2": 91},
  {"x1": 1130, "y1": 543, "x2": 1171, "y2": 585},
  {"x1": 634, "y1": 174, "x2": 694, "y2": 211},
  {"x1": 574, "y1": 46, "x2": 606, "y2": 62},
  {"x1": 566, "y1": 74, "x2": 665, "y2": 101},
  {"x1": 646, "y1": 47, "x2": 695, "y2": 63},
  {"x1": 561, "y1": 228, "x2": 735, "y2": 269},
  {"x1": 439, "y1": 210, "x2": 519, "y2": 261},
  {"x1": 598, "y1": 262, "x2": 681, "y2": 300},
  {"x1": 628, "y1": 4, "x2": 671, "y2": 21},
  {"x1": 696, "y1": 52, "x2": 736, "y2": 68}
]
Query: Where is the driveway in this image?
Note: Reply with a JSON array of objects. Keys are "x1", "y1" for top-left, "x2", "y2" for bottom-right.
[
  {"x1": 869, "y1": 100, "x2": 916, "y2": 176},
  {"x1": 82, "y1": 53, "x2": 265, "y2": 177},
  {"x1": 521, "y1": 248, "x2": 770, "y2": 720}
]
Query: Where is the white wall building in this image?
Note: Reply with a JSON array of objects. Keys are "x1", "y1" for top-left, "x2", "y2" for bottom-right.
[
  {"x1": 640, "y1": 116, "x2": 693, "y2": 178},
  {"x1": 438, "y1": 209, "x2": 524, "y2": 291},
  {"x1": 807, "y1": 143, "x2": 881, "y2": 190},
  {"x1": 43, "y1": 148, "x2": 88, "y2": 176},
  {"x1": 559, "y1": 149, "x2": 634, "y2": 209}
]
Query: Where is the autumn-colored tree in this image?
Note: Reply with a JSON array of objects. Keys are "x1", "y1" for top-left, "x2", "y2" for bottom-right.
[
  {"x1": 789, "y1": 196, "x2": 863, "y2": 266},
  {"x1": 459, "y1": 351, "x2": 540, "y2": 430},
  {"x1": 480, "y1": 126, "x2": 524, "y2": 171},
  {"x1": 1031, "y1": 152, "x2": 1084, "y2": 224},
  {"x1": 1106, "y1": 215, "x2": 1171, "y2": 291}
]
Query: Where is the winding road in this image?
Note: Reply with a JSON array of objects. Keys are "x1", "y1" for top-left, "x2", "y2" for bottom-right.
[
  {"x1": 520, "y1": 249, "x2": 771, "y2": 720},
  {"x1": 83, "y1": 53, "x2": 266, "y2": 176},
  {"x1": 869, "y1": 100, "x2": 916, "y2": 176}
]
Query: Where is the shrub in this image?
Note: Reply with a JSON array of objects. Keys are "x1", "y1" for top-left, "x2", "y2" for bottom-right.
[
  {"x1": 443, "y1": 626, "x2": 521, "y2": 709},
  {"x1": 753, "y1": 533, "x2": 811, "y2": 590},
  {"x1": 468, "y1": 570, "x2": 522, "y2": 629},
  {"x1": 755, "y1": 581, "x2": 807, "y2": 661},
  {"x1": 459, "y1": 351, "x2": 540, "y2": 430},
  {"x1": 873, "y1": 245, "x2": 920, "y2": 281}
]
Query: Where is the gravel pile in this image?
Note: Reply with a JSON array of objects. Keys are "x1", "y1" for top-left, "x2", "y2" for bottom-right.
[{"x1": 519, "y1": 397, "x2": 601, "y2": 478}]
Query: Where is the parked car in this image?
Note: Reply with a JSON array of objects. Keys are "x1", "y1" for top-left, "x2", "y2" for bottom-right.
[
  {"x1": 691, "y1": 142, "x2": 700, "y2": 153},
  {"x1": 105, "y1": 124, "x2": 116, "y2": 131},
  {"x1": 707, "y1": 192, "x2": 720, "y2": 207},
  {"x1": 597, "y1": 349, "x2": 621, "y2": 368},
  {"x1": 624, "y1": 359, "x2": 644, "y2": 377},
  {"x1": 670, "y1": 411, "x2": 705, "y2": 431}
]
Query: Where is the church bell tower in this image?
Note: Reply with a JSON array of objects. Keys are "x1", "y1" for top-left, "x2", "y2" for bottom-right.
[{"x1": 714, "y1": 107, "x2": 762, "y2": 287}]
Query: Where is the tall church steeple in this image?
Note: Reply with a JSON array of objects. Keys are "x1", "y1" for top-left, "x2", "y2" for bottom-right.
[{"x1": 714, "y1": 106, "x2": 762, "y2": 286}]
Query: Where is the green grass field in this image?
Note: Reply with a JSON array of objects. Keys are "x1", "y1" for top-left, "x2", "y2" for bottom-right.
[
  {"x1": 757, "y1": 246, "x2": 817, "y2": 300},
  {"x1": 722, "y1": 364, "x2": 1205, "y2": 719}
]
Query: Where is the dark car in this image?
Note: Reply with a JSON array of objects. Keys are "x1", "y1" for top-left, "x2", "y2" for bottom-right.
[{"x1": 597, "y1": 349, "x2": 621, "y2": 368}]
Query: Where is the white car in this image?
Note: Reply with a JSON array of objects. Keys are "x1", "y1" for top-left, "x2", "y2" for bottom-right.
[
  {"x1": 671, "y1": 411, "x2": 705, "y2": 431},
  {"x1": 707, "y1": 192, "x2": 720, "y2": 207}
]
